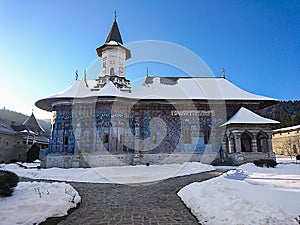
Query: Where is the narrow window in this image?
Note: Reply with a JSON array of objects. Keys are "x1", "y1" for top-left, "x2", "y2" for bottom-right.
[
  {"x1": 184, "y1": 126, "x2": 191, "y2": 144},
  {"x1": 152, "y1": 135, "x2": 157, "y2": 144},
  {"x1": 203, "y1": 126, "x2": 211, "y2": 145},
  {"x1": 64, "y1": 136, "x2": 68, "y2": 145},
  {"x1": 104, "y1": 134, "x2": 109, "y2": 143}
]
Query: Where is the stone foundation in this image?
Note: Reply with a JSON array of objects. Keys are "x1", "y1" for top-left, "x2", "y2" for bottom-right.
[
  {"x1": 44, "y1": 152, "x2": 224, "y2": 168},
  {"x1": 44, "y1": 151, "x2": 276, "y2": 168},
  {"x1": 228, "y1": 152, "x2": 276, "y2": 165}
]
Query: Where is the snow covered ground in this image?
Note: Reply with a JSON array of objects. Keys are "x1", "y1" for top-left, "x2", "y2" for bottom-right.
[
  {"x1": 0, "y1": 162, "x2": 214, "y2": 224},
  {"x1": 3, "y1": 158, "x2": 298, "y2": 224},
  {"x1": 276, "y1": 155, "x2": 299, "y2": 164},
  {"x1": 178, "y1": 163, "x2": 300, "y2": 225},
  {"x1": 0, "y1": 181, "x2": 80, "y2": 225},
  {"x1": 1, "y1": 162, "x2": 215, "y2": 184}
]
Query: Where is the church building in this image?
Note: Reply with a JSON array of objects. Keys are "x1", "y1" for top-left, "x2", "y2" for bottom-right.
[{"x1": 36, "y1": 17, "x2": 279, "y2": 168}]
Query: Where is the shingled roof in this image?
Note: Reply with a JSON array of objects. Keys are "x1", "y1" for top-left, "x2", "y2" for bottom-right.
[
  {"x1": 0, "y1": 119, "x2": 16, "y2": 135},
  {"x1": 105, "y1": 18, "x2": 123, "y2": 44},
  {"x1": 23, "y1": 113, "x2": 44, "y2": 133}
]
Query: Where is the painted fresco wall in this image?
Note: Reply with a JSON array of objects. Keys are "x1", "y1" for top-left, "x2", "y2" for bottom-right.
[{"x1": 48, "y1": 101, "x2": 217, "y2": 156}]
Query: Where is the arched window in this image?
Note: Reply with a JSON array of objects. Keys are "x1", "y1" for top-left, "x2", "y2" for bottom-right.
[
  {"x1": 110, "y1": 67, "x2": 115, "y2": 75},
  {"x1": 241, "y1": 132, "x2": 252, "y2": 152},
  {"x1": 256, "y1": 132, "x2": 268, "y2": 152},
  {"x1": 229, "y1": 133, "x2": 236, "y2": 153},
  {"x1": 203, "y1": 126, "x2": 211, "y2": 145}
]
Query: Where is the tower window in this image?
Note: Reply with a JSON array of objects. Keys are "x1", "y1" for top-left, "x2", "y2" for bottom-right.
[{"x1": 110, "y1": 68, "x2": 115, "y2": 75}]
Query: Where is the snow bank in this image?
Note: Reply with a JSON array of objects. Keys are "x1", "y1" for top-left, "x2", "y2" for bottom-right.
[
  {"x1": 1, "y1": 162, "x2": 215, "y2": 184},
  {"x1": 0, "y1": 182, "x2": 80, "y2": 225},
  {"x1": 178, "y1": 163, "x2": 300, "y2": 225},
  {"x1": 276, "y1": 155, "x2": 299, "y2": 164}
]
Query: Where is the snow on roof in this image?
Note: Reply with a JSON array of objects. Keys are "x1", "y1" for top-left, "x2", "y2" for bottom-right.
[
  {"x1": 35, "y1": 77, "x2": 277, "y2": 112},
  {"x1": 106, "y1": 40, "x2": 120, "y2": 46},
  {"x1": 85, "y1": 79, "x2": 98, "y2": 89},
  {"x1": 273, "y1": 124, "x2": 300, "y2": 133},
  {"x1": 221, "y1": 107, "x2": 280, "y2": 126},
  {"x1": 128, "y1": 77, "x2": 276, "y2": 100},
  {"x1": 20, "y1": 129, "x2": 36, "y2": 135},
  {"x1": 96, "y1": 81, "x2": 121, "y2": 96},
  {"x1": 51, "y1": 80, "x2": 91, "y2": 98}
]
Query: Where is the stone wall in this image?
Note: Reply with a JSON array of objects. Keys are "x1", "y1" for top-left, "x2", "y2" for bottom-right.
[
  {"x1": 272, "y1": 128, "x2": 300, "y2": 156},
  {"x1": 45, "y1": 153, "x2": 134, "y2": 168},
  {"x1": 0, "y1": 133, "x2": 27, "y2": 163},
  {"x1": 228, "y1": 152, "x2": 276, "y2": 165},
  {"x1": 138, "y1": 153, "x2": 204, "y2": 165}
]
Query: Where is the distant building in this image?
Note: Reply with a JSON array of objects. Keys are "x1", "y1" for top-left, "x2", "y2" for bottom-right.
[
  {"x1": 0, "y1": 113, "x2": 49, "y2": 163},
  {"x1": 35, "y1": 17, "x2": 279, "y2": 168},
  {"x1": 272, "y1": 125, "x2": 300, "y2": 156}
]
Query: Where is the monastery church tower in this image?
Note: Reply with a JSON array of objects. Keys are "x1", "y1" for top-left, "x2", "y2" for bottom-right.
[{"x1": 92, "y1": 15, "x2": 131, "y2": 92}]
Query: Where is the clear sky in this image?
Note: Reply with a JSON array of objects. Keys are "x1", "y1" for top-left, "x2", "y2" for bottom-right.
[{"x1": 0, "y1": 0, "x2": 299, "y2": 119}]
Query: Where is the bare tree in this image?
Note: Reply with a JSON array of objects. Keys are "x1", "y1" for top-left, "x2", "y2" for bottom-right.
[{"x1": 282, "y1": 138, "x2": 293, "y2": 159}]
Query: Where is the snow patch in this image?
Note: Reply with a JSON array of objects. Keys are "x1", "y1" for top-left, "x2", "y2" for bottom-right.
[
  {"x1": 178, "y1": 163, "x2": 300, "y2": 225},
  {"x1": 1, "y1": 162, "x2": 215, "y2": 184},
  {"x1": 0, "y1": 182, "x2": 80, "y2": 225}
]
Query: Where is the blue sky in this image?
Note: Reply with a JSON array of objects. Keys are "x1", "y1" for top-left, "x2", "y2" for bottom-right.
[{"x1": 0, "y1": 0, "x2": 299, "y2": 119}]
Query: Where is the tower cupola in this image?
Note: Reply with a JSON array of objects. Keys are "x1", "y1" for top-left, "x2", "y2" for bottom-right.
[{"x1": 94, "y1": 14, "x2": 131, "y2": 92}]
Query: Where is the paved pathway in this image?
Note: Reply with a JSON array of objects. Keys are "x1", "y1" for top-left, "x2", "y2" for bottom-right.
[{"x1": 47, "y1": 171, "x2": 222, "y2": 225}]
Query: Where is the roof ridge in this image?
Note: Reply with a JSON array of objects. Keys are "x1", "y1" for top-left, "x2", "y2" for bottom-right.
[{"x1": 146, "y1": 75, "x2": 225, "y2": 79}]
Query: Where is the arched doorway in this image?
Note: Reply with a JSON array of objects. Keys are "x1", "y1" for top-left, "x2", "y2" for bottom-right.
[
  {"x1": 241, "y1": 132, "x2": 252, "y2": 152},
  {"x1": 256, "y1": 132, "x2": 268, "y2": 152}
]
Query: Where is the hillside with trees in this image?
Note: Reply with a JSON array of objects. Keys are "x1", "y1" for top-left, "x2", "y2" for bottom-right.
[
  {"x1": 259, "y1": 100, "x2": 300, "y2": 129},
  {"x1": 0, "y1": 109, "x2": 51, "y2": 137}
]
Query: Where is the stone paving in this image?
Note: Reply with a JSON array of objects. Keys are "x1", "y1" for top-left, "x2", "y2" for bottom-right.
[{"x1": 54, "y1": 171, "x2": 222, "y2": 225}]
